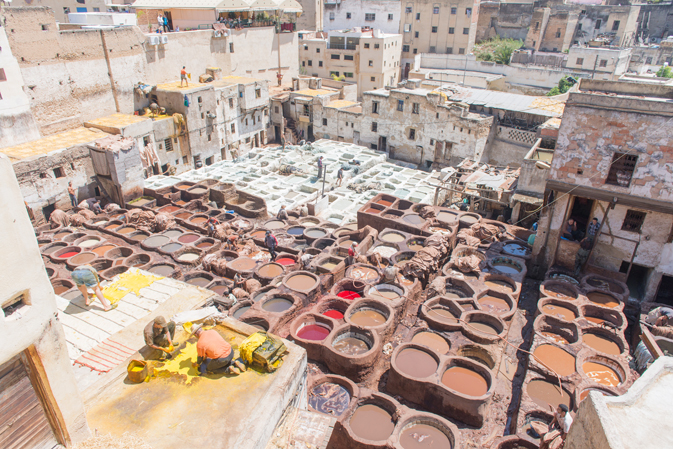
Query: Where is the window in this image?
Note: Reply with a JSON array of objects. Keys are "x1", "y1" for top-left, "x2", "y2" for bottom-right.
[
  {"x1": 274, "y1": 106, "x2": 279, "y2": 113},
  {"x1": 0, "y1": 69, "x2": 5, "y2": 82},
  {"x1": 372, "y1": 122, "x2": 378, "y2": 132},
  {"x1": 416, "y1": 13, "x2": 420, "y2": 20},
  {"x1": 412, "y1": 103, "x2": 419, "y2": 114},
  {"x1": 409, "y1": 129, "x2": 416, "y2": 140},
  {"x1": 430, "y1": 46, "x2": 436, "y2": 53},
  {"x1": 463, "y1": 28, "x2": 469, "y2": 35},
  {"x1": 365, "y1": 13, "x2": 376, "y2": 21},
  {"x1": 93, "y1": 7, "x2": 99, "y2": 11},
  {"x1": 208, "y1": 134, "x2": 212, "y2": 142},
  {"x1": 372, "y1": 101, "x2": 379, "y2": 114},
  {"x1": 535, "y1": 21, "x2": 539, "y2": 31},
  {"x1": 606, "y1": 152, "x2": 637, "y2": 187},
  {"x1": 230, "y1": 43, "x2": 234, "y2": 52},
  {"x1": 446, "y1": 47, "x2": 453, "y2": 54},
  {"x1": 201, "y1": 112, "x2": 205, "y2": 119},
  {"x1": 449, "y1": 27, "x2": 454, "y2": 34},
  {"x1": 329, "y1": 12, "x2": 335, "y2": 20},
  {"x1": 369, "y1": 60, "x2": 373, "y2": 66},
  {"x1": 622, "y1": 210, "x2": 646, "y2": 233},
  {"x1": 229, "y1": 98, "x2": 234, "y2": 108},
  {"x1": 346, "y1": 12, "x2": 351, "y2": 19},
  {"x1": 599, "y1": 60, "x2": 607, "y2": 67},
  {"x1": 577, "y1": 23, "x2": 582, "y2": 31},
  {"x1": 459, "y1": 48, "x2": 465, "y2": 54},
  {"x1": 388, "y1": 14, "x2": 393, "y2": 20},
  {"x1": 612, "y1": 20, "x2": 620, "y2": 31},
  {"x1": 165, "y1": 138, "x2": 173, "y2": 152},
  {"x1": 433, "y1": 6, "x2": 439, "y2": 14},
  {"x1": 397, "y1": 100, "x2": 404, "y2": 111},
  {"x1": 451, "y1": 7, "x2": 457, "y2": 14},
  {"x1": 414, "y1": 31, "x2": 419, "y2": 38},
  {"x1": 231, "y1": 123, "x2": 235, "y2": 133},
  {"x1": 404, "y1": 24, "x2": 411, "y2": 33},
  {"x1": 245, "y1": 137, "x2": 251, "y2": 143},
  {"x1": 308, "y1": 60, "x2": 313, "y2": 66},
  {"x1": 371, "y1": 144, "x2": 378, "y2": 150},
  {"x1": 370, "y1": 76, "x2": 376, "y2": 81},
  {"x1": 646, "y1": 56, "x2": 653, "y2": 64},
  {"x1": 331, "y1": 54, "x2": 340, "y2": 60},
  {"x1": 53, "y1": 167, "x2": 65, "y2": 178},
  {"x1": 364, "y1": 43, "x2": 370, "y2": 49},
  {"x1": 323, "y1": 118, "x2": 327, "y2": 126},
  {"x1": 576, "y1": 57, "x2": 584, "y2": 65},
  {"x1": 316, "y1": 48, "x2": 320, "y2": 53},
  {"x1": 344, "y1": 55, "x2": 353, "y2": 60},
  {"x1": 245, "y1": 118, "x2": 248, "y2": 126},
  {"x1": 344, "y1": 72, "x2": 354, "y2": 78},
  {"x1": 330, "y1": 71, "x2": 340, "y2": 77},
  {"x1": 63, "y1": 7, "x2": 70, "y2": 14},
  {"x1": 595, "y1": 19, "x2": 601, "y2": 29},
  {"x1": 432, "y1": 26, "x2": 438, "y2": 33},
  {"x1": 406, "y1": 6, "x2": 412, "y2": 13},
  {"x1": 403, "y1": 45, "x2": 410, "y2": 52},
  {"x1": 319, "y1": 61, "x2": 323, "y2": 67},
  {"x1": 555, "y1": 28, "x2": 561, "y2": 38},
  {"x1": 302, "y1": 60, "x2": 305, "y2": 67},
  {"x1": 255, "y1": 88, "x2": 261, "y2": 98},
  {"x1": 413, "y1": 48, "x2": 418, "y2": 54},
  {"x1": 375, "y1": 43, "x2": 380, "y2": 49}
]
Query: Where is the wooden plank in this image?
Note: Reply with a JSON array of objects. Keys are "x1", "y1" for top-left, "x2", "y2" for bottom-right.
[
  {"x1": 641, "y1": 323, "x2": 665, "y2": 360},
  {"x1": 56, "y1": 301, "x2": 129, "y2": 333},
  {"x1": 57, "y1": 312, "x2": 111, "y2": 342}
]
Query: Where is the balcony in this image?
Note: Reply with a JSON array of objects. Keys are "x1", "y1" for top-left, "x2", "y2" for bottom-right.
[{"x1": 327, "y1": 43, "x2": 357, "y2": 50}]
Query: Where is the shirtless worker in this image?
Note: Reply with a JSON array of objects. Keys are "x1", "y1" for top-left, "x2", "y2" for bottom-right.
[{"x1": 191, "y1": 325, "x2": 246, "y2": 375}]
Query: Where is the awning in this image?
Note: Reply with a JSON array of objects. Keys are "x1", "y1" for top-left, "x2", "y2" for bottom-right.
[
  {"x1": 216, "y1": 0, "x2": 254, "y2": 11},
  {"x1": 511, "y1": 193, "x2": 543, "y2": 206}
]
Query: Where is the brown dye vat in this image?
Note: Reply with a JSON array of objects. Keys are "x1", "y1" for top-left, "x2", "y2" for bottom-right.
[
  {"x1": 175, "y1": 212, "x2": 192, "y2": 219},
  {"x1": 210, "y1": 285, "x2": 228, "y2": 296},
  {"x1": 54, "y1": 230, "x2": 73, "y2": 239},
  {"x1": 396, "y1": 348, "x2": 438, "y2": 378},
  {"x1": 149, "y1": 264, "x2": 175, "y2": 276},
  {"x1": 350, "y1": 310, "x2": 386, "y2": 327},
  {"x1": 286, "y1": 274, "x2": 316, "y2": 290},
  {"x1": 438, "y1": 211, "x2": 459, "y2": 222},
  {"x1": 400, "y1": 424, "x2": 452, "y2": 449},
  {"x1": 545, "y1": 285, "x2": 577, "y2": 300},
  {"x1": 468, "y1": 322, "x2": 498, "y2": 335},
  {"x1": 309, "y1": 383, "x2": 351, "y2": 417},
  {"x1": 262, "y1": 297, "x2": 294, "y2": 312},
  {"x1": 403, "y1": 214, "x2": 425, "y2": 225},
  {"x1": 460, "y1": 214, "x2": 479, "y2": 224},
  {"x1": 583, "y1": 333, "x2": 620, "y2": 355},
  {"x1": 251, "y1": 230, "x2": 266, "y2": 239},
  {"x1": 478, "y1": 296, "x2": 510, "y2": 314},
  {"x1": 369, "y1": 285, "x2": 401, "y2": 300},
  {"x1": 441, "y1": 366, "x2": 488, "y2": 396},
  {"x1": 131, "y1": 233, "x2": 148, "y2": 242},
  {"x1": 339, "y1": 239, "x2": 355, "y2": 248},
  {"x1": 428, "y1": 307, "x2": 459, "y2": 324},
  {"x1": 258, "y1": 263, "x2": 283, "y2": 278},
  {"x1": 541, "y1": 332, "x2": 569, "y2": 345},
  {"x1": 333, "y1": 337, "x2": 370, "y2": 355},
  {"x1": 161, "y1": 243, "x2": 182, "y2": 253},
  {"x1": 175, "y1": 184, "x2": 191, "y2": 190},
  {"x1": 190, "y1": 187, "x2": 207, "y2": 194},
  {"x1": 230, "y1": 258, "x2": 256, "y2": 270},
  {"x1": 376, "y1": 199, "x2": 393, "y2": 207},
  {"x1": 159, "y1": 205, "x2": 180, "y2": 213},
  {"x1": 349, "y1": 266, "x2": 378, "y2": 281},
  {"x1": 587, "y1": 292, "x2": 619, "y2": 308},
  {"x1": 117, "y1": 227, "x2": 135, "y2": 234},
  {"x1": 533, "y1": 345, "x2": 576, "y2": 377},
  {"x1": 527, "y1": 380, "x2": 571, "y2": 410},
  {"x1": 408, "y1": 243, "x2": 424, "y2": 251},
  {"x1": 364, "y1": 208, "x2": 382, "y2": 214},
  {"x1": 541, "y1": 304, "x2": 576, "y2": 321},
  {"x1": 582, "y1": 362, "x2": 620, "y2": 387},
  {"x1": 443, "y1": 290, "x2": 466, "y2": 299},
  {"x1": 586, "y1": 277, "x2": 624, "y2": 294},
  {"x1": 412, "y1": 332, "x2": 450, "y2": 354},
  {"x1": 178, "y1": 234, "x2": 200, "y2": 244},
  {"x1": 586, "y1": 317, "x2": 606, "y2": 325},
  {"x1": 196, "y1": 241, "x2": 214, "y2": 249},
  {"x1": 52, "y1": 282, "x2": 72, "y2": 295},
  {"x1": 305, "y1": 229, "x2": 327, "y2": 239},
  {"x1": 104, "y1": 224, "x2": 119, "y2": 230},
  {"x1": 265, "y1": 220, "x2": 285, "y2": 230},
  {"x1": 190, "y1": 216, "x2": 208, "y2": 224},
  {"x1": 187, "y1": 277, "x2": 211, "y2": 287},
  {"x1": 485, "y1": 279, "x2": 515, "y2": 293},
  {"x1": 350, "y1": 404, "x2": 395, "y2": 441},
  {"x1": 380, "y1": 232, "x2": 405, "y2": 243},
  {"x1": 69, "y1": 253, "x2": 96, "y2": 265}
]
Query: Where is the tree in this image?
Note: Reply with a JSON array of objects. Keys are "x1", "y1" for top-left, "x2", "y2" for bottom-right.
[
  {"x1": 547, "y1": 76, "x2": 574, "y2": 96},
  {"x1": 474, "y1": 37, "x2": 523, "y2": 65},
  {"x1": 656, "y1": 65, "x2": 673, "y2": 78}
]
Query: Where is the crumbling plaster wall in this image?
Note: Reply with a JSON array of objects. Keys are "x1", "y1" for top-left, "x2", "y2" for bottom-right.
[
  {"x1": 550, "y1": 96, "x2": 673, "y2": 201},
  {"x1": 0, "y1": 154, "x2": 90, "y2": 444}
]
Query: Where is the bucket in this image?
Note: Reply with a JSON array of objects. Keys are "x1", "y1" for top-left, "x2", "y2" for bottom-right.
[{"x1": 127, "y1": 359, "x2": 149, "y2": 383}]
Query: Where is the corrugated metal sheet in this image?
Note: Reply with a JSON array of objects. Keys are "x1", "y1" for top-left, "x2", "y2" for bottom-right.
[{"x1": 448, "y1": 89, "x2": 563, "y2": 117}]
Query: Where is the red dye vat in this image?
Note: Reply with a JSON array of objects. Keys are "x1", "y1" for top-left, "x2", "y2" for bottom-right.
[
  {"x1": 276, "y1": 258, "x2": 295, "y2": 266},
  {"x1": 337, "y1": 290, "x2": 361, "y2": 300},
  {"x1": 297, "y1": 324, "x2": 331, "y2": 341},
  {"x1": 323, "y1": 310, "x2": 344, "y2": 320},
  {"x1": 58, "y1": 251, "x2": 79, "y2": 258}
]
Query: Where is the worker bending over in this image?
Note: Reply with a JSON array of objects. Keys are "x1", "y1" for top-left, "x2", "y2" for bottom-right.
[
  {"x1": 192, "y1": 325, "x2": 247, "y2": 375},
  {"x1": 144, "y1": 316, "x2": 176, "y2": 360}
]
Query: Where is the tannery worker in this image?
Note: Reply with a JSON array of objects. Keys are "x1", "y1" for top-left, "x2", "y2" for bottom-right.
[
  {"x1": 68, "y1": 181, "x2": 77, "y2": 207},
  {"x1": 646, "y1": 306, "x2": 673, "y2": 327},
  {"x1": 344, "y1": 248, "x2": 357, "y2": 267},
  {"x1": 383, "y1": 264, "x2": 400, "y2": 283},
  {"x1": 82, "y1": 198, "x2": 103, "y2": 214},
  {"x1": 191, "y1": 325, "x2": 247, "y2": 375},
  {"x1": 265, "y1": 230, "x2": 278, "y2": 261},
  {"x1": 539, "y1": 404, "x2": 573, "y2": 449},
  {"x1": 300, "y1": 252, "x2": 314, "y2": 270},
  {"x1": 144, "y1": 316, "x2": 176, "y2": 360},
  {"x1": 277, "y1": 204, "x2": 289, "y2": 221}
]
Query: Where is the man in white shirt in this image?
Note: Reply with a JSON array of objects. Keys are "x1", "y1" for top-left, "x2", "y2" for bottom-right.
[{"x1": 540, "y1": 404, "x2": 573, "y2": 449}]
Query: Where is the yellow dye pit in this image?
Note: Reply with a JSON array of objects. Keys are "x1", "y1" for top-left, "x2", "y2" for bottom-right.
[{"x1": 102, "y1": 270, "x2": 164, "y2": 304}]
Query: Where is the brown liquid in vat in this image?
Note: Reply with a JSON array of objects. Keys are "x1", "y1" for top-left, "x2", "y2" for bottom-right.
[
  {"x1": 400, "y1": 423, "x2": 452, "y2": 449},
  {"x1": 585, "y1": 316, "x2": 606, "y2": 325},
  {"x1": 468, "y1": 322, "x2": 498, "y2": 335},
  {"x1": 545, "y1": 284, "x2": 576, "y2": 300},
  {"x1": 376, "y1": 200, "x2": 393, "y2": 207},
  {"x1": 485, "y1": 279, "x2": 514, "y2": 292},
  {"x1": 349, "y1": 404, "x2": 394, "y2": 441},
  {"x1": 583, "y1": 333, "x2": 620, "y2": 355},
  {"x1": 396, "y1": 348, "x2": 438, "y2": 378},
  {"x1": 286, "y1": 274, "x2": 316, "y2": 290},
  {"x1": 478, "y1": 296, "x2": 510, "y2": 314},
  {"x1": 541, "y1": 332, "x2": 569, "y2": 345},
  {"x1": 582, "y1": 362, "x2": 620, "y2": 386},
  {"x1": 527, "y1": 379, "x2": 571, "y2": 410},
  {"x1": 441, "y1": 366, "x2": 488, "y2": 396},
  {"x1": 333, "y1": 336, "x2": 370, "y2": 355},
  {"x1": 93, "y1": 245, "x2": 115, "y2": 256},
  {"x1": 231, "y1": 258, "x2": 256, "y2": 270},
  {"x1": 541, "y1": 304, "x2": 576, "y2": 321},
  {"x1": 533, "y1": 344, "x2": 576, "y2": 376},
  {"x1": 587, "y1": 292, "x2": 619, "y2": 308},
  {"x1": 258, "y1": 263, "x2": 283, "y2": 278},
  {"x1": 350, "y1": 309, "x2": 386, "y2": 326},
  {"x1": 349, "y1": 267, "x2": 378, "y2": 281},
  {"x1": 427, "y1": 307, "x2": 459, "y2": 323},
  {"x1": 412, "y1": 332, "x2": 450, "y2": 354}
]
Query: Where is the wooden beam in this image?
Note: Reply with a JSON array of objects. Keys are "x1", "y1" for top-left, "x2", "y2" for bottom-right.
[{"x1": 640, "y1": 323, "x2": 665, "y2": 360}]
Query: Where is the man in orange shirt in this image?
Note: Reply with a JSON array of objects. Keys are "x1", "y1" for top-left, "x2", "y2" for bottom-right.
[
  {"x1": 192, "y1": 325, "x2": 246, "y2": 375},
  {"x1": 180, "y1": 66, "x2": 188, "y2": 87}
]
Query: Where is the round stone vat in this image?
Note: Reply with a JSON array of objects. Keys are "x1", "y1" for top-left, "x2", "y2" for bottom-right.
[
  {"x1": 437, "y1": 356, "x2": 494, "y2": 427},
  {"x1": 533, "y1": 314, "x2": 580, "y2": 346},
  {"x1": 282, "y1": 271, "x2": 320, "y2": 293},
  {"x1": 89, "y1": 259, "x2": 113, "y2": 272},
  {"x1": 488, "y1": 256, "x2": 524, "y2": 276},
  {"x1": 493, "y1": 436, "x2": 538, "y2": 449},
  {"x1": 501, "y1": 241, "x2": 532, "y2": 259},
  {"x1": 208, "y1": 280, "x2": 232, "y2": 298},
  {"x1": 366, "y1": 283, "x2": 404, "y2": 302},
  {"x1": 41, "y1": 242, "x2": 68, "y2": 256},
  {"x1": 540, "y1": 280, "x2": 581, "y2": 301},
  {"x1": 308, "y1": 375, "x2": 357, "y2": 418},
  {"x1": 482, "y1": 273, "x2": 519, "y2": 298},
  {"x1": 100, "y1": 265, "x2": 128, "y2": 281},
  {"x1": 182, "y1": 271, "x2": 214, "y2": 288},
  {"x1": 476, "y1": 290, "x2": 515, "y2": 320},
  {"x1": 52, "y1": 246, "x2": 82, "y2": 262},
  {"x1": 581, "y1": 274, "x2": 628, "y2": 300},
  {"x1": 287, "y1": 226, "x2": 306, "y2": 237},
  {"x1": 585, "y1": 289, "x2": 623, "y2": 311},
  {"x1": 421, "y1": 297, "x2": 464, "y2": 331},
  {"x1": 531, "y1": 343, "x2": 577, "y2": 377},
  {"x1": 436, "y1": 209, "x2": 460, "y2": 225},
  {"x1": 575, "y1": 384, "x2": 617, "y2": 405},
  {"x1": 51, "y1": 278, "x2": 75, "y2": 295},
  {"x1": 303, "y1": 227, "x2": 329, "y2": 243},
  {"x1": 74, "y1": 235, "x2": 104, "y2": 248},
  {"x1": 332, "y1": 278, "x2": 367, "y2": 300},
  {"x1": 579, "y1": 354, "x2": 626, "y2": 388},
  {"x1": 230, "y1": 300, "x2": 254, "y2": 320},
  {"x1": 188, "y1": 214, "x2": 209, "y2": 226},
  {"x1": 580, "y1": 327, "x2": 625, "y2": 356},
  {"x1": 174, "y1": 248, "x2": 202, "y2": 264},
  {"x1": 379, "y1": 230, "x2": 407, "y2": 244},
  {"x1": 314, "y1": 296, "x2": 351, "y2": 321},
  {"x1": 177, "y1": 233, "x2": 201, "y2": 245},
  {"x1": 346, "y1": 264, "x2": 380, "y2": 284},
  {"x1": 325, "y1": 326, "x2": 380, "y2": 381},
  {"x1": 395, "y1": 414, "x2": 459, "y2": 449},
  {"x1": 162, "y1": 228, "x2": 184, "y2": 239},
  {"x1": 537, "y1": 297, "x2": 580, "y2": 323},
  {"x1": 462, "y1": 311, "x2": 506, "y2": 344},
  {"x1": 345, "y1": 299, "x2": 394, "y2": 335},
  {"x1": 52, "y1": 229, "x2": 75, "y2": 240},
  {"x1": 194, "y1": 237, "x2": 217, "y2": 250},
  {"x1": 66, "y1": 251, "x2": 98, "y2": 269},
  {"x1": 146, "y1": 262, "x2": 179, "y2": 277},
  {"x1": 255, "y1": 262, "x2": 285, "y2": 282},
  {"x1": 546, "y1": 270, "x2": 580, "y2": 285},
  {"x1": 105, "y1": 247, "x2": 134, "y2": 260},
  {"x1": 580, "y1": 304, "x2": 626, "y2": 330},
  {"x1": 392, "y1": 344, "x2": 440, "y2": 380},
  {"x1": 290, "y1": 313, "x2": 335, "y2": 360},
  {"x1": 260, "y1": 294, "x2": 297, "y2": 314},
  {"x1": 313, "y1": 237, "x2": 336, "y2": 250},
  {"x1": 227, "y1": 256, "x2": 258, "y2": 277},
  {"x1": 240, "y1": 316, "x2": 270, "y2": 331},
  {"x1": 525, "y1": 377, "x2": 574, "y2": 412},
  {"x1": 141, "y1": 234, "x2": 172, "y2": 250},
  {"x1": 410, "y1": 330, "x2": 451, "y2": 355},
  {"x1": 128, "y1": 231, "x2": 150, "y2": 243},
  {"x1": 455, "y1": 344, "x2": 496, "y2": 370},
  {"x1": 458, "y1": 212, "x2": 481, "y2": 229}
]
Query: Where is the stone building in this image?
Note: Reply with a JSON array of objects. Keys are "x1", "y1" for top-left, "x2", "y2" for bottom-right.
[
  {"x1": 475, "y1": 1, "x2": 534, "y2": 43},
  {"x1": 11, "y1": 0, "x2": 109, "y2": 22},
  {"x1": 299, "y1": 28, "x2": 402, "y2": 97},
  {"x1": 0, "y1": 153, "x2": 90, "y2": 447},
  {"x1": 532, "y1": 79, "x2": 673, "y2": 307},
  {"x1": 525, "y1": 6, "x2": 580, "y2": 53},
  {"x1": 323, "y1": 0, "x2": 401, "y2": 35},
  {"x1": 399, "y1": 0, "x2": 478, "y2": 76},
  {"x1": 571, "y1": 5, "x2": 640, "y2": 48},
  {"x1": 635, "y1": 2, "x2": 673, "y2": 44},
  {"x1": 296, "y1": 0, "x2": 323, "y2": 31}
]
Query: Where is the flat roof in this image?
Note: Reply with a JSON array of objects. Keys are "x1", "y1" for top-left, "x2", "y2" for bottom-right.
[
  {"x1": 325, "y1": 99, "x2": 358, "y2": 109},
  {"x1": 413, "y1": 67, "x2": 505, "y2": 82},
  {"x1": 448, "y1": 89, "x2": 565, "y2": 117},
  {"x1": 293, "y1": 88, "x2": 336, "y2": 97},
  {"x1": 213, "y1": 75, "x2": 265, "y2": 86},
  {"x1": 85, "y1": 113, "x2": 150, "y2": 129},
  {"x1": 155, "y1": 80, "x2": 209, "y2": 92},
  {"x1": 1, "y1": 127, "x2": 108, "y2": 162}
]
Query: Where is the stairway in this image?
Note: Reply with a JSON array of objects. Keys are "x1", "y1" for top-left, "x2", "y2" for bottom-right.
[{"x1": 286, "y1": 117, "x2": 300, "y2": 142}]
